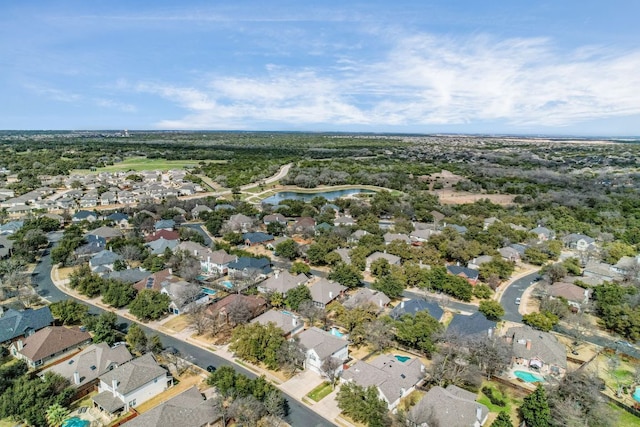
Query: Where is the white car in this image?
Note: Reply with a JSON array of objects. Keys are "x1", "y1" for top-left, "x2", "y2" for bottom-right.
[{"x1": 515, "y1": 297, "x2": 521, "y2": 305}]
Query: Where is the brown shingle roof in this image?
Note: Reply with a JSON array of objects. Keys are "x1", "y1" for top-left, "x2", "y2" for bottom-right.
[{"x1": 18, "y1": 326, "x2": 91, "y2": 362}]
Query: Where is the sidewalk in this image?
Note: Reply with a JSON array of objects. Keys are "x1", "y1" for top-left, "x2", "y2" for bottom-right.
[{"x1": 50, "y1": 265, "x2": 342, "y2": 426}]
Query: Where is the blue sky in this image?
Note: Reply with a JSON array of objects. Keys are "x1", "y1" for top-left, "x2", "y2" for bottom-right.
[{"x1": 1, "y1": 1, "x2": 639, "y2": 135}]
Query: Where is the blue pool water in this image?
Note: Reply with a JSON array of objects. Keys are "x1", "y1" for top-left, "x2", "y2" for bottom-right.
[
  {"x1": 395, "y1": 355, "x2": 411, "y2": 363},
  {"x1": 202, "y1": 288, "x2": 217, "y2": 295},
  {"x1": 633, "y1": 387, "x2": 640, "y2": 403},
  {"x1": 514, "y1": 370, "x2": 544, "y2": 383},
  {"x1": 221, "y1": 280, "x2": 233, "y2": 289},
  {"x1": 281, "y1": 310, "x2": 293, "y2": 316},
  {"x1": 330, "y1": 327, "x2": 345, "y2": 337},
  {"x1": 262, "y1": 188, "x2": 376, "y2": 205},
  {"x1": 62, "y1": 417, "x2": 89, "y2": 427}
]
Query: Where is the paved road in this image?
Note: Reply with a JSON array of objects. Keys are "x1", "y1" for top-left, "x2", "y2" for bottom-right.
[
  {"x1": 499, "y1": 271, "x2": 541, "y2": 323},
  {"x1": 180, "y1": 222, "x2": 213, "y2": 247},
  {"x1": 402, "y1": 289, "x2": 479, "y2": 314},
  {"x1": 34, "y1": 240, "x2": 333, "y2": 427}
]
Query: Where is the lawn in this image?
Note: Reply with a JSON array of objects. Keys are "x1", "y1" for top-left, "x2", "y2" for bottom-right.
[
  {"x1": 307, "y1": 382, "x2": 334, "y2": 402},
  {"x1": 73, "y1": 157, "x2": 222, "y2": 173},
  {"x1": 609, "y1": 403, "x2": 640, "y2": 426},
  {"x1": 478, "y1": 381, "x2": 525, "y2": 424}
]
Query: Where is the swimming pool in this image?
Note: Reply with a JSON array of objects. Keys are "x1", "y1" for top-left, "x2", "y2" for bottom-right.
[
  {"x1": 62, "y1": 417, "x2": 89, "y2": 427},
  {"x1": 395, "y1": 355, "x2": 411, "y2": 363},
  {"x1": 330, "y1": 327, "x2": 345, "y2": 338},
  {"x1": 633, "y1": 387, "x2": 640, "y2": 403},
  {"x1": 201, "y1": 287, "x2": 217, "y2": 295},
  {"x1": 514, "y1": 370, "x2": 544, "y2": 383},
  {"x1": 221, "y1": 280, "x2": 233, "y2": 289}
]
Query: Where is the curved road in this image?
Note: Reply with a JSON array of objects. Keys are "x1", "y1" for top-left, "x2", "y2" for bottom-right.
[
  {"x1": 35, "y1": 237, "x2": 333, "y2": 427},
  {"x1": 499, "y1": 271, "x2": 541, "y2": 323}
]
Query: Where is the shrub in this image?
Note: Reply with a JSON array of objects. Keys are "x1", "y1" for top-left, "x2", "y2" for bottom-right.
[{"x1": 482, "y1": 386, "x2": 507, "y2": 407}]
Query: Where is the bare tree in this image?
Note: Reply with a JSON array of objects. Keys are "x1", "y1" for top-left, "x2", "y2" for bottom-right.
[
  {"x1": 321, "y1": 357, "x2": 343, "y2": 389},
  {"x1": 229, "y1": 395, "x2": 265, "y2": 427},
  {"x1": 364, "y1": 319, "x2": 394, "y2": 353},
  {"x1": 467, "y1": 336, "x2": 512, "y2": 380},
  {"x1": 175, "y1": 282, "x2": 203, "y2": 312},
  {"x1": 227, "y1": 297, "x2": 253, "y2": 325},
  {"x1": 117, "y1": 244, "x2": 143, "y2": 261},
  {"x1": 298, "y1": 300, "x2": 322, "y2": 326},
  {"x1": 277, "y1": 339, "x2": 306, "y2": 376},
  {"x1": 188, "y1": 304, "x2": 211, "y2": 335},
  {"x1": 428, "y1": 336, "x2": 481, "y2": 388}
]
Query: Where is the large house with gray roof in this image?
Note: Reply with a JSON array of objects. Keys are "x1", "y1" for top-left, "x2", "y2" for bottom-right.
[
  {"x1": 390, "y1": 299, "x2": 443, "y2": 321},
  {"x1": 122, "y1": 386, "x2": 220, "y2": 427},
  {"x1": 257, "y1": 270, "x2": 307, "y2": 295},
  {"x1": 297, "y1": 327, "x2": 349, "y2": 376},
  {"x1": 251, "y1": 309, "x2": 304, "y2": 338},
  {"x1": 0, "y1": 306, "x2": 54, "y2": 344},
  {"x1": 93, "y1": 353, "x2": 172, "y2": 416},
  {"x1": 409, "y1": 384, "x2": 489, "y2": 427},
  {"x1": 341, "y1": 354, "x2": 425, "y2": 410},
  {"x1": 505, "y1": 326, "x2": 567, "y2": 377},
  {"x1": 309, "y1": 278, "x2": 346, "y2": 309}
]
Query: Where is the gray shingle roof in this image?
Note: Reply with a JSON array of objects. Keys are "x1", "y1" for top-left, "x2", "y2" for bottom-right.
[
  {"x1": 506, "y1": 326, "x2": 567, "y2": 369},
  {"x1": 447, "y1": 312, "x2": 496, "y2": 338},
  {"x1": 390, "y1": 299, "x2": 443, "y2": 321},
  {"x1": 99, "y1": 353, "x2": 167, "y2": 395},
  {"x1": 0, "y1": 306, "x2": 54, "y2": 343},
  {"x1": 309, "y1": 279, "x2": 346, "y2": 305},
  {"x1": 410, "y1": 385, "x2": 488, "y2": 427},
  {"x1": 122, "y1": 386, "x2": 219, "y2": 427},
  {"x1": 298, "y1": 327, "x2": 348, "y2": 360}
]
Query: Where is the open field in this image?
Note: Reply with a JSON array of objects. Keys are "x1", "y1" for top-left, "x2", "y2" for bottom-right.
[
  {"x1": 73, "y1": 157, "x2": 224, "y2": 174},
  {"x1": 432, "y1": 189, "x2": 516, "y2": 205}
]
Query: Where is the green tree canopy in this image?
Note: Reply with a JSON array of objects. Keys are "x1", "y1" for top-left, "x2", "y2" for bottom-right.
[
  {"x1": 478, "y1": 300, "x2": 505, "y2": 320},
  {"x1": 129, "y1": 289, "x2": 171, "y2": 321},
  {"x1": 520, "y1": 384, "x2": 551, "y2": 427}
]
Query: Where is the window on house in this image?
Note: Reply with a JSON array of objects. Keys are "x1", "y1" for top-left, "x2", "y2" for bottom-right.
[{"x1": 129, "y1": 399, "x2": 136, "y2": 407}]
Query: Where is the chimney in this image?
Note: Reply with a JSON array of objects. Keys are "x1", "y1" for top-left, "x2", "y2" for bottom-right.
[
  {"x1": 476, "y1": 406, "x2": 483, "y2": 421},
  {"x1": 168, "y1": 268, "x2": 172, "y2": 276},
  {"x1": 73, "y1": 371, "x2": 80, "y2": 385},
  {"x1": 526, "y1": 339, "x2": 532, "y2": 350},
  {"x1": 275, "y1": 271, "x2": 279, "y2": 279},
  {"x1": 292, "y1": 317, "x2": 298, "y2": 327},
  {"x1": 400, "y1": 301, "x2": 405, "y2": 308},
  {"x1": 329, "y1": 291, "x2": 333, "y2": 299},
  {"x1": 112, "y1": 379, "x2": 118, "y2": 397},
  {"x1": 379, "y1": 299, "x2": 383, "y2": 307},
  {"x1": 194, "y1": 249, "x2": 198, "y2": 256},
  {"x1": 17, "y1": 340, "x2": 23, "y2": 351}
]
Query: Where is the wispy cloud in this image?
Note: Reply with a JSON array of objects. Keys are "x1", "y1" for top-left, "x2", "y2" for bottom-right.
[
  {"x1": 24, "y1": 84, "x2": 82, "y2": 103},
  {"x1": 94, "y1": 98, "x2": 137, "y2": 113},
  {"x1": 127, "y1": 33, "x2": 640, "y2": 129}
]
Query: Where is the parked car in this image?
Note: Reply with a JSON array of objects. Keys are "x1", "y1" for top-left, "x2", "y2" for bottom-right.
[
  {"x1": 515, "y1": 297, "x2": 521, "y2": 305},
  {"x1": 206, "y1": 365, "x2": 217, "y2": 373}
]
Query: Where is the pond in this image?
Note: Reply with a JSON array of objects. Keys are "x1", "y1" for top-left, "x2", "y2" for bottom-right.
[{"x1": 261, "y1": 188, "x2": 376, "y2": 205}]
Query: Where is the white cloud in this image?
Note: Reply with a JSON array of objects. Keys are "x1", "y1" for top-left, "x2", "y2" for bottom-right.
[
  {"x1": 94, "y1": 98, "x2": 137, "y2": 113},
  {"x1": 24, "y1": 84, "x2": 82, "y2": 103},
  {"x1": 130, "y1": 33, "x2": 640, "y2": 130}
]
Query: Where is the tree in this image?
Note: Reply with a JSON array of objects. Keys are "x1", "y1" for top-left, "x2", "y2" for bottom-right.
[
  {"x1": 290, "y1": 261, "x2": 310, "y2": 275},
  {"x1": 277, "y1": 339, "x2": 305, "y2": 376},
  {"x1": 49, "y1": 300, "x2": 89, "y2": 325},
  {"x1": 468, "y1": 336, "x2": 512, "y2": 380},
  {"x1": 337, "y1": 382, "x2": 391, "y2": 427},
  {"x1": 473, "y1": 283, "x2": 493, "y2": 299},
  {"x1": 478, "y1": 300, "x2": 505, "y2": 320},
  {"x1": 229, "y1": 323, "x2": 286, "y2": 370},
  {"x1": 520, "y1": 385, "x2": 551, "y2": 427},
  {"x1": 522, "y1": 311, "x2": 559, "y2": 332},
  {"x1": 45, "y1": 403, "x2": 69, "y2": 427},
  {"x1": 86, "y1": 312, "x2": 119, "y2": 345},
  {"x1": 128, "y1": 290, "x2": 171, "y2": 321},
  {"x1": 364, "y1": 319, "x2": 394, "y2": 353},
  {"x1": 229, "y1": 395, "x2": 265, "y2": 427},
  {"x1": 101, "y1": 280, "x2": 137, "y2": 308},
  {"x1": 328, "y1": 262, "x2": 363, "y2": 288},
  {"x1": 188, "y1": 304, "x2": 211, "y2": 335},
  {"x1": 370, "y1": 258, "x2": 391, "y2": 277},
  {"x1": 372, "y1": 273, "x2": 405, "y2": 299},
  {"x1": 490, "y1": 411, "x2": 513, "y2": 427},
  {"x1": 227, "y1": 297, "x2": 254, "y2": 325},
  {"x1": 125, "y1": 323, "x2": 148, "y2": 355},
  {"x1": 394, "y1": 311, "x2": 442, "y2": 356},
  {"x1": 285, "y1": 284, "x2": 312, "y2": 311},
  {"x1": 275, "y1": 239, "x2": 298, "y2": 260},
  {"x1": 321, "y1": 357, "x2": 343, "y2": 389},
  {"x1": 298, "y1": 300, "x2": 322, "y2": 326}
]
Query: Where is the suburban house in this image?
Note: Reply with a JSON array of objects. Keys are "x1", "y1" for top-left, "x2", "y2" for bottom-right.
[
  {"x1": 467, "y1": 255, "x2": 494, "y2": 270},
  {"x1": 334, "y1": 216, "x2": 356, "y2": 227},
  {"x1": 89, "y1": 250, "x2": 123, "y2": 272},
  {"x1": 106, "y1": 212, "x2": 129, "y2": 228},
  {"x1": 191, "y1": 204, "x2": 213, "y2": 219},
  {"x1": 257, "y1": 270, "x2": 308, "y2": 295},
  {"x1": 408, "y1": 384, "x2": 489, "y2": 427},
  {"x1": 505, "y1": 326, "x2": 567, "y2": 377},
  {"x1": 214, "y1": 203, "x2": 235, "y2": 212},
  {"x1": 205, "y1": 294, "x2": 267, "y2": 326},
  {"x1": 349, "y1": 229, "x2": 369, "y2": 243},
  {"x1": 334, "y1": 248, "x2": 351, "y2": 265},
  {"x1": 291, "y1": 217, "x2": 316, "y2": 235},
  {"x1": 612, "y1": 255, "x2": 640, "y2": 276},
  {"x1": 383, "y1": 232, "x2": 411, "y2": 245},
  {"x1": 10, "y1": 326, "x2": 92, "y2": 368},
  {"x1": 243, "y1": 232, "x2": 274, "y2": 246},
  {"x1": 548, "y1": 282, "x2": 591, "y2": 310},
  {"x1": 409, "y1": 228, "x2": 440, "y2": 243},
  {"x1": 154, "y1": 219, "x2": 175, "y2": 231},
  {"x1": 0, "y1": 306, "x2": 54, "y2": 344},
  {"x1": 297, "y1": 327, "x2": 349, "y2": 375},
  {"x1": 160, "y1": 281, "x2": 209, "y2": 314},
  {"x1": 43, "y1": 342, "x2": 133, "y2": 396},
  {"x1": 263, "y1": 213, "x2": 287, "y2": 226},
  {"x1": 145, "y1": 229, "x2": 180, "y2": 243},
  {"x1": 146, "y1": 237, "x2": 180, "y2": 255},
  {"x1": 0, "y1": 220, "x2": 24, "y2": 235},
  {"x1": 85, "y1": 226, "x2": 123, "y2": 242},
  {"x1": 227, "y1": 257, "x2": 272, "y2": 279},
  {"x1": 365, "y1": 252, "x2": 402, "y2": 272},
  {"x1": 122, "y1": 386, "x2": 220, "y2": 427},
  {"x1": 390, "y1": 299, "x2": 444, "y2": 322},
  {"x1": 134, "y1": 269, "x2": 182, "y2": 292},
  {"x1": 562, "y1": 233, "x2": 597, "y2": 251},
  {"x1": 447, "y1": 312, "x2": 497, "y2": 340},
  {"x1": 499, "y1": 246, "x2": 521, "y2": 262},
  {"x1": 343, "y1": 288, "x2": 390, "y2": 313},
  {"x1": 226, "y1": 214, "x2": 255, "y2": 233},
  {"x1": 530, "y1": 226, "x2": 555, "y2": 242},
  {"x1": 341, "y1": 354, "x2": 425, "y2": 410},
  {"x1": 583, "y1": 260, "x2": 622, "y2": 283},
  {"x1": 309, "y1": 278, "x2": 347, "y2": 309},
  {"x1": 251, "y1": 309, "x2": 304, "y2": 338},
  {"x1": 204, "y1": 249, "x2": 237, "y2": 275},
  {"x1": 93, "y1": 353, "x2": 172, "y2": 416},
  {"x1": 446, "y1": 265, "x2": 480, "y2": 285},
  {"x1": 103, "y1": 268, "x2": 148, "y2": 284},
  {"x1": 0, "y1": 235, "x2": 13, "y2": 258},
  {"x1": 447, "y1": 224, "x2": 468, "y2": 235},
  {"x1": 483, "y1": 216, "x2": 500, "y2": 230},
  {"x1": 72, "y1": 210, "x2": 98, "y2": 223}
]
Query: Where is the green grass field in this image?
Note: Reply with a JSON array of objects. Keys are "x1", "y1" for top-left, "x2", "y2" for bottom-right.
[
  {"x1": 307, "y1": 382, "x2": 334, "y2": 402},
  {"x1": 73, "y1": 157, "x2": 224, "y2": 173}
]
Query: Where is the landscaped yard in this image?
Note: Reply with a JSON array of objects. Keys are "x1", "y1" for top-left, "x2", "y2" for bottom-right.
[
  {"x1": 609, "y1": 403, "x2": 640, "y2": 427},
  {"x1": 161, "y1": 315, "x2": 191, "y2": 333},
  {"x1": 307, "y1": 382, "x2": 333, "y2": 402},
  {"x1": 478, "y1": 381, "x2": 525, "y2": 425}
]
